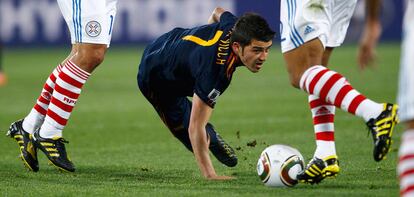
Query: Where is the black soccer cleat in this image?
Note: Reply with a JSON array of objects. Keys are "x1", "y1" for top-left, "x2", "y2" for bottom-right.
[
  {"x1": 6, "y1": 119, "x2": 39, "y2": 172},
  {"x1": 33, "y1": 130, "x2": 75, "y2": 172},
  {"x1": 297, "y1": 155, "x2": 340, "y2": 184},
  {"x1": 366, "y1": 103, "x2": 399, "y2": 162},
  {"x1": 206, "y1": 123, "x2": 238, "y2": 167}
]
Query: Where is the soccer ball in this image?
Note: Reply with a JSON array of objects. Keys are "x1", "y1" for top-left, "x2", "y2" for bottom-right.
[{"x1": 256, "y1": 144, "x2": 305, "y2": 187}]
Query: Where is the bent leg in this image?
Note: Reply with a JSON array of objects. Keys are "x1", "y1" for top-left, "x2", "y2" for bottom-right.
[
  {"x1": 138, "y1": 83, "x2": 237, "y2": 166},
  {"x1": 22, "y1": 46, "x2": 78, "y2": 134},
  {"x1": 37, "y1": 43, "x2": 106, "y2": 138},
  {"x1": 71, "y1": 43, "x2": 107, "y2": 73}
]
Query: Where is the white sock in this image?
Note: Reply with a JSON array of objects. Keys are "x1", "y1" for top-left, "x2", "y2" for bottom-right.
[
  {"x1": 22, "y1": 109, "x2": 45, "y2": 134},
  {"x1": 356, "y1": 100, "x2": 384, "y2": 122},
  {"x1": 38, "y1": 119, "x2": 63, "y2": 138}
]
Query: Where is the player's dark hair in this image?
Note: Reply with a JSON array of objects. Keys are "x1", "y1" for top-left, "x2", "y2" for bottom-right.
[{"x1": 231, "y1": 13, "x2": 275, "y2": 47}]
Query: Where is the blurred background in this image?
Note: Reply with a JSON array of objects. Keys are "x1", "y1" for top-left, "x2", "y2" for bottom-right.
[{"x1": 0, "y1": 0, "x2": 405, "y2": 47}]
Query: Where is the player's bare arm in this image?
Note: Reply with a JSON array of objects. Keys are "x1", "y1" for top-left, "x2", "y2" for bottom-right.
[
  {"x1": 189, "y1": 93, "x2": 234, "y2": 180},
  {"x1": 207, "y1": 7, "x2": 226, "y2": 24},
  {"x1": 358, "y1": 0, "x2": 382, "y2": 70}
]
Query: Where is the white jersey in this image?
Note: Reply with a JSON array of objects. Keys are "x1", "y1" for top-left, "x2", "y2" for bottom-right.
[
  {"x1": 397, "y1": 0, "x2": 414, "y2": 122},
  {"x1": 280, "y1": 0, "x2": 357, "y2": 53},
  {"x1": 57, "y1": 0, "x2": 117, "y2": 46}
]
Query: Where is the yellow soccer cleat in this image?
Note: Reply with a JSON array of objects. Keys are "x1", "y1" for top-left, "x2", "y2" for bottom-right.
[
  {"x1": 6, "y1": 119, "x2": 39, "y2": 172},
  {"x1": 33, "y1": 130, "x2": 75, "y2": 172},
  {"x1": 297, "y1": 155, "x2": 340, "y2": 184},
  {"x1": 366, "y1": 103, "x2": 399, "y2": 162}
]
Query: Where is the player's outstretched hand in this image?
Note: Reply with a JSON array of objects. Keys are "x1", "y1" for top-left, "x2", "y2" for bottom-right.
[{"x1": 206, "y1": 175, "x2": 236, "y2": 181}]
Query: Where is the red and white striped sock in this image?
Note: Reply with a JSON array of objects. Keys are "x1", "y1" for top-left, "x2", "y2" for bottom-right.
[
  {"x1": 309, "y1": 95, "x2": 336, "y2": 159},
  {"x1": 22, "y1": 64, "x2": 64, "y2": 134},
  {"x1": 399, "y1": 130, "x2": 414, "y2": 197},
  {"x1": 38, "y1": 60, "x2": 90, "y2": 138},
  {"x1": 300, "y1": 65, "x2": 383, "y2": 122}
]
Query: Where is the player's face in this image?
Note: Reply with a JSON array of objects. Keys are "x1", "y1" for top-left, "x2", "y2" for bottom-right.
[{"x1": 235, "y1": 39, "x2": 273, "y2": 73}]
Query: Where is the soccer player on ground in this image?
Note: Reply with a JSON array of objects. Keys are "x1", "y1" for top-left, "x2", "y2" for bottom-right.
[
  {"x1": 137, "y1": 7, "x2": 275, "y2": 180},
  {"x1": 6, "y1": 0, "x2": 118, "y2": 172},
  {"x1": 358, "y1": 1, "x2": 414, "y2": 196},
  {"x1": 279, "y1": 0, "x2": 399, "y2": 184},
  {"x1": 0, "y1": 44, "x2": 7, "y2": 86}
]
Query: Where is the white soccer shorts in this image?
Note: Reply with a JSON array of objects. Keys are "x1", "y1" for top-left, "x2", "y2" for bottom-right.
[
  {"x1": 57, "y1": 0, "x2": 117, "y2": 46},
  {"x1": 398, "y1": 0, "x2": 414, "y2": 122},
  {"x1": 280, "y1": 0, "x2": 357, "y2": 53}
]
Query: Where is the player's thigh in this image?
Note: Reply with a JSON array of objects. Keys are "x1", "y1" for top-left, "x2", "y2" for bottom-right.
[
  {"x1": 159, "y1": 97, "x2": 192, "y2": 128},
  {"x1": 57, "y1": 0, "x2": 117, "y2": 46}
]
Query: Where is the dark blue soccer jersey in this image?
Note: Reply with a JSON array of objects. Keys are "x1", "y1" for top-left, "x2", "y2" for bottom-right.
[{"x1": 138, "y1": 12, "x2": 241, "y2": 108}]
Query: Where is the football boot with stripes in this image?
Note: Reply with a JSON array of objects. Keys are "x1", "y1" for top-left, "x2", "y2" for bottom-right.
[
  {"x1": 6, "y1": 119, "x2": 39, "y2": 172},
  {"x1": 297, "y1": 155, "x2": 339, "y2": 184},
  {"x1": 366, "y1": 103, "x2": 399, "y2": 161},
  {"x1": 206, "y1": 123, "x2": 238, "y2": 167},
  {"x1": 33, "y1": 130, "x2": 75, "y2": 172}
]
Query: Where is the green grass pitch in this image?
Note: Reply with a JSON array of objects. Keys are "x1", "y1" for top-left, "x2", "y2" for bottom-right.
[{"x1": 0, "y1": 44, "x2": 401, "y2": 196}]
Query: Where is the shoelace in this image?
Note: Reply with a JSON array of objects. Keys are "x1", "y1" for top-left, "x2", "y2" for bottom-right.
[
  {"x1": 54, "y1": 138, "x2": 69, "y2": 150},
  {"x1": 45, "y1": 138, "x2": 69, "y2": 153},
  {"x1": 217, "y1": 137, "x2": 235, "y2": 156},
  {"x1": 306, "y1": 158, "x2": 320, "y2": 169}
]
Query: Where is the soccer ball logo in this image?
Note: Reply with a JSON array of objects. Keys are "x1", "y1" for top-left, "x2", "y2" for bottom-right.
[{"x1": 257, "y1": 144, "x2": 305, "y2": 187}]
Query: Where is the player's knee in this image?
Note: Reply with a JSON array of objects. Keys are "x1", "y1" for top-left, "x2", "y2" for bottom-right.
[
  {"x1": 288, "y1": 73, "x2": 301, "y2": 89},
  {"x1": 297, "y1": 39, "x2": 325, "y2": 65},
  {"x1": 86, "y1": 49, "x2": 106, "y2": 67},
  {"x1": 284, "y1": 66, "x2": 303, "y2": 89},
  {"x1": 77, "y1": 45, "x2": 107, "y2": 69}
]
